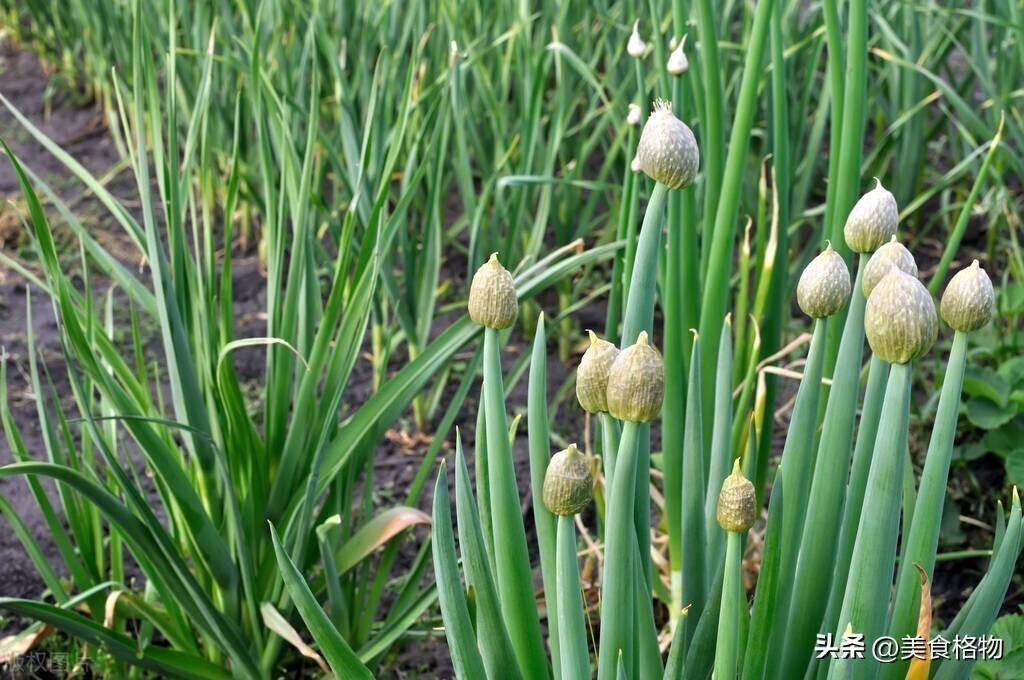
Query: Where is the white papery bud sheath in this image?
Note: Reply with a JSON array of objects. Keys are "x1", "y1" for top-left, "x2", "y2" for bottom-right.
[
  {"x1": 628, "y1": 20, "x2": 648, "y2": 58},
  {"x1": 627, "y1": 103, "x2": 642, "y2": 126},
  {"x1": 667, "y1": 35, "x2": 689, "y2": 75}
]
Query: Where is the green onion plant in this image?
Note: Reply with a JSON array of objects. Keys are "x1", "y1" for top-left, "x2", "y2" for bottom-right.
[{"x1": 430, "y1": 113, "x2": 1021, "y2": 680}]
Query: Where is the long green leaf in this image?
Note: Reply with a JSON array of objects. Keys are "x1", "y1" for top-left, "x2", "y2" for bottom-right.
[{"x1": 268, "y1": 522, "x2": 373, "y2": 680}]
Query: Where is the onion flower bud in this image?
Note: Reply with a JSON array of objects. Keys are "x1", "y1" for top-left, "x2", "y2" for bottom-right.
[
  {"x1": 862, "y1": 236, "x2": 918, "y2": 298},
  {"x1": 627, "y1": 20, "x2": 648, "y2": 58},
  {"x1": 542, "y1": 444, "x2": 593, "y2": 516},
  {"x1": 797, "y1": 242, "x2": 851, "y2": 318},
  {"x1": 940, "y1": 260, "x2": 995, "y2": 332},
  {"x1": 576, "y1": 331, "x2": 619, "y2": 414},
  {"x1": 468, "y1": 253, "x2": 518, "y2": 330},
  {"x1": 630, "y1": 100, "x2": 699, "y2": 190},
  {"x1": 865, "y1": 268, "x2": 938, "y2": 364},
  {"x1": 606, "y1": 331, "x2": 664, "y2": 423},
  {"x1": 717, "y1": 460, "x2": 756, "y2": 533},
  {"x1": 627, "y1": 103, "x2": 642, "y2": 126},
  {"x1": 844, "y1": 178, "x2": 899, "y2": 254},
  {"x1": 667, "y1": 35, "x2": 689, "y2": 75}
]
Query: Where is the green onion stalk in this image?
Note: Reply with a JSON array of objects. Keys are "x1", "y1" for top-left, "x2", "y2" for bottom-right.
[
  {"x1": 830, "y1": 267, "x2": 937, "y2": 679},
  {"x1": 776, "y1": 182, "x2": 898, "y2": 679},
  {"x1": 765, "y1": 242, "x2": 851, "y2": 670},
  {"x1": 432, "y1": 240, "x2": 1020, "y2": 680},
  {"x1": 713, "y1": 461, "x2": 756, "y2": 680},
  {"x1": 598, "y1": 331, "x2": 665, "y2": 680},
  {"x1": 468, "y1": 254, "x2": 550, "y2": 678},
  {"x1": 882, "y1": 261, "x2": 996, "y2": 679},
  {"x1": 814, "y1": 236, "x2": 919, "y2": 667},
  {"x1": 625, "y1": 97, "x2": 699, "y2": 626}
]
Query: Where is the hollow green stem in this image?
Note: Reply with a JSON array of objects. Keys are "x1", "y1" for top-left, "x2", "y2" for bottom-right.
[
  {"x1": 765, "y1": 317, "x2": 829, "y2": 670},
  {"x1": 680, "y1": 335, "x2": 706, "y2": 646},
  {"x1": 528, "y1": 315, "x2": 560, "y2": 676},
  {"x1": 697, "y1": 0, "x2": 775, "y2": 462},
  {"x1": 884, "y1": 331, "x2": 969, "y2": 678},
  {"x1": 621, "y1": 181, "x2": 668, "y2": 590},
  {"x1": 557, "y1": 516, "x2": 590, "y2": 680},
  {"x1": 704, "y1": 318, "x2": 734, "y2": 575},
  {"x1": 600, "y1": 413, "x2": 621, "y2": 504},
  {"x1": 833, "y1": 361, "x2": 912, "y2": 679},
  {"x1": 741, "y1": 472, "x2": 784, "y2": 680},
  {"x1": 483, "y1": 328, "x2": 549, "y2": 679},
  {"x1": 778, "y1": 257, "x2": 867, "y2": 679},
  {"x1": 454, "y1": 441, "x2": 522, "y2": 680},
  {"x1": 597, "y1": 420, "x2": 640, "y2": 680},
  {"x1": 431, "y1": 463, "x2": 487, "y2": 679},
  {"x1": 816, "y1": 355, "x2": 888, "y2": 676},
  {"x1": 714, "y1": 531, "x2": 743, "y2": 680}
]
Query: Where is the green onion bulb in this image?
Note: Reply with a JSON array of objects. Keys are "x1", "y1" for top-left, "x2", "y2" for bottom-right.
[
  {"x1": 865, "y1": 268, "x2": 937, "y2": 364},
  {"x1": 630, "y1": 100, "x2": 699, "y2": 190},
  {"x1": 606, "y1": 331, "x2": 664, "y2": 423},
  {"x1": 576, "y1": 330, "x2": 619, "y2": 414},
  {"x1": 844, "y1": 178, "x2": 899, "y2": 254},
  {"x1": 468, "y1": 253, "x2": 518, "y2": 330},
  {"x1": 862, "y1": 235, "x2": 918, "y2": 297},
  {"x1": 940, "y1": 260, "x2": 995, "y2": 332},
  {"x1": 797, "y1": 242, "x2": 851, "y2": 318},
  {"x1": 542, "y1": 444, "x2": 594, "y2": 516}
]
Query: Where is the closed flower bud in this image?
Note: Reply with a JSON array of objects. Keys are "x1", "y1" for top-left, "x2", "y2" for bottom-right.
[
  {"x1": 577, "y1": 331, "x2": 619, "y2": 414},
  {"x1": 865, "y1": 268, "x2": 937, "y2": 364},
  {"x1": 667, "y1": 35, "x2": 689, "y2": 75},
  {"x1": 717, "y1": 460, "x2": 756, "y2": 532},
  {"x1": 797, "y1": 242, "x2": 851, "y2": 318},
  {"x1": 631, "y1": 100, "x2": 699, "y2": 190},
  {"x1": 606, "y1": 331, "x2": 664, "y2": 422},
  {"x1": 542, "y1": 444, "x2": 593, "y2": 516},
  {"x1": 862, "y1": 236, "x2": 918, "y2": 297},
  {"x1": 627, "y1": 103, "x2": 642, "y2": 126},
  {"x1": 844, "y1": 178, "x2": 899, "y2": 253},
  {"x1": 940, "y1": 260, "x2": 995, "y2": 332},
  {"x1": 468, "y1": 253, "x2": 518, "y2": 329},
  {"x1": 627, "y1": 21, "x2": 648, "y2": 58}
]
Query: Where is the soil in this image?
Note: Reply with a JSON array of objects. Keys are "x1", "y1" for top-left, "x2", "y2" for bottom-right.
[{"x1": 0, "y1": 37, "x2": 1018, "y2": 680}]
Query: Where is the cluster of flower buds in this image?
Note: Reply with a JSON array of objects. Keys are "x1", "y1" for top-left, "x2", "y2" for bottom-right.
[
  {"x1": 544, "y1": 329, "x2": 666, "y2": 515},
  {"x1": 824, "y1": 179, "x2": 996, "y2": 364}
]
